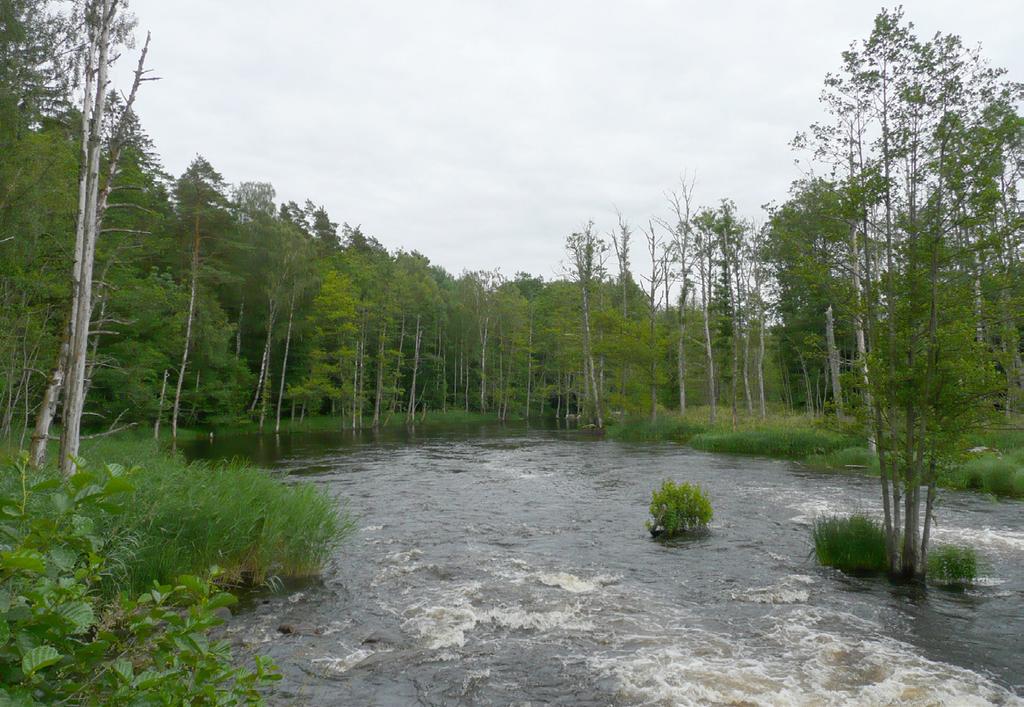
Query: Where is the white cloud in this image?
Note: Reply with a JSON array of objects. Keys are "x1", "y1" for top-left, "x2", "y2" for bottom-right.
[{"x1": 115, "y1": 0, "x2": 1024, "y2": 276}]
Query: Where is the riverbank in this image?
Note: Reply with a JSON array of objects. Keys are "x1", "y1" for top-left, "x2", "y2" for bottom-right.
[
  {"x1": 1, "y1": 432, "x2": 350, "y2": 596},
  {"x1": 606, "y1": 410, "x2": 1024, "y2": 499}
]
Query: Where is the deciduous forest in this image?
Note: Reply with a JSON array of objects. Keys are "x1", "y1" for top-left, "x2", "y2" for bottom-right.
[{"x1": 2, "y1": 1, "x2": 1023, "y2": 703}]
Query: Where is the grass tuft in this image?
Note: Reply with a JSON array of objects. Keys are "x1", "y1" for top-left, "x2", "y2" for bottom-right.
[
  {"x1": 811, "y1": 514, "x2": 887, "y2": 574},
  {"x1": 927, "y1": 544, "x2": 979, "y2": 586}
]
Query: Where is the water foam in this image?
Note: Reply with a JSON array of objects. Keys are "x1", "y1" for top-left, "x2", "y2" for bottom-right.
[{"x1": 590, "y1": 606, "x2": 1019, "y2": 706}]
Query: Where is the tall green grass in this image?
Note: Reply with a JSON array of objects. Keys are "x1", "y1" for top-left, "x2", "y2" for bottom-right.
[
  {"x1": 805, "y1": 446, "x2": 880, "y2": 473},
  {"x1": 607, "y1": 417, "x2": 706, "y2": 442},
  {"x1": 927, "y1": 545, "x2": 979, "y2": 586},
  {"x1": 6, "y1": 434, "x2": 351, "y2": 596},
  {"x1": 692, "y1": 428, "x2": 854, "y2": 459},
  {"x1": 811, "y1": 515, "x2": 888, "y2": 574},
  {"x1": 943, "y1": 455, "x2": 1024, "y2": 497}
]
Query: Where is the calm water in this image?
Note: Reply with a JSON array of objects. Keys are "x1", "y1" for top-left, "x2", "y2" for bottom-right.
[{"x1": 184, "y1": 424, "x2": 1024, "y2": 706}]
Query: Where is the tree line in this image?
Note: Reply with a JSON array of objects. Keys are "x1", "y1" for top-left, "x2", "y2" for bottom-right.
[{"x1": 1, "y1": 5, "x2": 1022, "y2": 576}]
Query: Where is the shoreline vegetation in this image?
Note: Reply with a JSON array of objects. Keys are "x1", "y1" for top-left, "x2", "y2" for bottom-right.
[
  {"x1": 1, "y1": 432, "x2": 351, "y2": 597},
  {"x1": 603, "y1": 409, "x2": 1024, "y2": 500}
]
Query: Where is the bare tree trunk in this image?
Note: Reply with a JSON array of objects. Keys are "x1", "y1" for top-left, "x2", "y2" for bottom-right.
[
  {"x1": 389, "y1": 315, "x2": 406, "y2": 414},
  {"x1": 153, "y1": 368, "x2": 168, "y2": 440},
  {"x1": 757, "y1": 308, "x2": 766, "y2": 419},
  {"x1": 59, "y1": 1, "x2": 114, "y2": 476},
  {"x1": 701, "y1": 285, "x2": 716, "y2": 424},
  {"x1": 677, "y1": 288, "x2": 688, "y2": 414},
  {"x1": 406, "y1": 315, "x2": 422, "y2": 424},
  {"x1": 29, "y1": 338, "x2": 68, "y2": 468},
  {"x1": 171, "y1": 214, "x2": 200, "y2": 441},
  {"x1": 274, "y1": 295, "x2": 295, "y2": 433},
  {"x1": 825, "y1": 304, "x2": 844, "y2": 419},
  {"x1": 372, "y1": 320, "x2": 387, "y2": 427},
  {"x1": 525, "y1": 312, "x2": 533, "y2": 419},
  {"x1": 479, "y1": 317, "x2": 489, "y2": 412}
]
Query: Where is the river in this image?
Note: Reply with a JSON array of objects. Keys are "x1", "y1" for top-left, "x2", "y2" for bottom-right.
[{"x1": 184, "y1": 423, "x2": 1024, "y2": 706}]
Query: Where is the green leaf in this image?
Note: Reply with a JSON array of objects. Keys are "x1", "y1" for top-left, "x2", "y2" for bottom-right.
[
  {"x1": 0, "y1": 550, "x2": 45, "y2": 574},
  {"x1": 56, "y1": 601, "x2": 95, "y2": 633},
  {"x1": 206, "y1": 592, "x2": 238, "y2": 611},
  {"x1": 102, "y1": 476, "x2": 134, "y2": 495},
  {"x1": 22, "y1": 645, "x2": 61, "y2": 676},
  {"x1": 0, "y1": 619, "x2": 9, "y2": 646},
  {"x1": 112, "y1": 658, "x2": 133, "y2": 683}
]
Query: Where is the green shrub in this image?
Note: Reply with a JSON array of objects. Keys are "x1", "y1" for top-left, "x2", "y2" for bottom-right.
[
  {"x1": 812, "y1": 514, "x2": 888, "y2": 574},
  {"x1": 805, "y1": 446, "x2": 879, "y2": 474},
  {"x1": 647, "y1": 480, "x2": 712, "y2": 538},
  {"x1": 927, "y1": 544, "x2": 979, "y2": 586},
  {"x1": 607, "y1": 417, "x2": 705, "y2": 442},
  {"x1": 0, "y1": 454, "x2": 279, "y2": 704},
  {"x1": 691, "y1": 428, "x2": 852, "y2": 459}
]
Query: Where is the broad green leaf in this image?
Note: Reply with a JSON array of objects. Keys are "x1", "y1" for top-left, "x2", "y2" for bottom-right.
[
  {"x1": 22, "y1": 645, "x2": 60, "y2": 676},
  {"x1": 112, "y1": 658, "x2": 133, "y2": 683},
  {"x1": 56, "y1": 601, "x2": 95, "y2": 633},
  {"x1": 0, "y1": 550, "x2": 45, "y2": 574}
]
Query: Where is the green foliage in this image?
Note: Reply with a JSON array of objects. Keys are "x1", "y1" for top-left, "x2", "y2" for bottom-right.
[
  {"x1": 646, "y1": 480, "x2": 712, "y2": 538},
  {"x1": 946, "y1": 456, "x2": 1024, "y2": 497},
  {"x1": 811, "y1": 515, "x2": 888, "y2": 574},
  {"x1": 0, "y1": 454, "x2": 279, "y2": 704},
  {"x1": 805, "y1": 446, "x2": 880, "y2": 474},
  {"x1": 691, "y1": 428, "x2": 852, "y2": 459},
  {"x1": 927, "y1": 545, "x2": 979, "y2": 586},
  {"x1": 607, "y1": 416, "x2": 705, "y2": 442},
  {"x1": 76, "y1": 436, "x2": 351, "y2": 595}
]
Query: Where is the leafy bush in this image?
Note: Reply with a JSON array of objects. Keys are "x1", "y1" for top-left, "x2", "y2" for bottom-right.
[
  {"x1": 0, "y1": 454, "x2": 279, "y2": 704},
  {"x1": 646, "y1": 480, "x2": 712, "y2": 538},
  {"x1": 927, "y1": 545, "x2": 979, "y2": 586},
  {"x1": 691, "y1": 428, "x2": 853, "y2": 459},
  {"x1": 812, "y1": 515, "x2": 888, "y2": 574}
]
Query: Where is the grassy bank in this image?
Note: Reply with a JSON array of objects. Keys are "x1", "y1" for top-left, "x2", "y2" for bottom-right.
[
  {"x1": 606, "y1": 410, "x2": 1024, "y2": 499},
  {"x1": 607, "y1": 409, "x2": 859, "y2": 458},
  {"x1": 2, "y1": 433, "x2": 350, "y2": 596}
]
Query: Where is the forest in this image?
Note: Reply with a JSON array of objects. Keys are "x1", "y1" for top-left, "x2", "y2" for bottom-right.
[{"x1": 2, "y1": 0, "x2": 1024, "y2": 703}]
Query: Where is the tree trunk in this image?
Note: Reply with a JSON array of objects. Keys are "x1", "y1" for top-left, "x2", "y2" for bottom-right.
[
  {"x1": 153, "y1": 368, "x2": 168, "y2": 440},
  {"x1": 406, "y1": 316, "x2": 422, "y2": 424},
  {"x1": 372, "y1": 320, "x2": 387, "y2": 427},
  {"x1": 274, "y1": 295, "x2": 295, "y2": 433},
  {"x1": 59, "y1": 1, "x2": 113, "y2": 476},
  {"x1": 825, "y1": 304, "x2": 844, "y2": 419},
  {"x1": 171, "y1": 214, "x2": 200, "y2": 441}
]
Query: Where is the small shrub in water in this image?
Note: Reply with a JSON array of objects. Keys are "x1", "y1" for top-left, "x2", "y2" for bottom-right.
[
  {"x1": 812, "y1": 514, "x2": 887, "y2": 574},
  {"x1": 647, "y1": 480, "x2": 712, "y2": 538},
  {"x1": 927, "y1": 545, "x2": 979, "y2": 586}
]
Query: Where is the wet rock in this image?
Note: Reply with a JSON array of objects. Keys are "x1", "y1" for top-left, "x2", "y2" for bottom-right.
[
  {"x1": 277, "y1": 623, "x2": 325, "y2": 636},
  {"x1": 360, "y1": 628, "x2": 404, "y2": 646},
  {"x1": 213, "y1": 607, "x2": 233, "y2": 622}
]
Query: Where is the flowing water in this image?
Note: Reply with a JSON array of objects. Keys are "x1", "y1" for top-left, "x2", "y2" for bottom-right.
[{"x1": 184, "y1": 424, "x2": 1024, "y2": 706}]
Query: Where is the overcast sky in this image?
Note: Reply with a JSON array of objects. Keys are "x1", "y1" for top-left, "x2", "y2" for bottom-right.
[{"x1": 115, "y1": 1, "x2": 1023, "y2": 279}]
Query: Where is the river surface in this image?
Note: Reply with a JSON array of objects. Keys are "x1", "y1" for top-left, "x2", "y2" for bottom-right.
[{"x1": 184, "y1": 424, "x2": 1024, "y2": 706}]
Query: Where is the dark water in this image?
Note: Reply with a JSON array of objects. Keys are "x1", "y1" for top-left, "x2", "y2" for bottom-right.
[{"x1": 184, "y1": 424, "x2": 1024, "y2": 706}]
